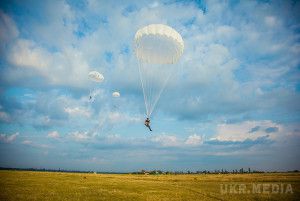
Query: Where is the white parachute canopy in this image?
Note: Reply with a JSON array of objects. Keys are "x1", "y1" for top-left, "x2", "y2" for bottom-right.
[
  {"x1": 88, "y1": 71, "x2": 104, "y2": 101},
  {"x1": 112, "y1": 91, "x2": 120, "y2": 98},
  {"x1": 134, "y1": 24, "x2": 184, "y2": 117},
  {"x1": 88, "y1": 71, "x2": 104, "y2": 82}
]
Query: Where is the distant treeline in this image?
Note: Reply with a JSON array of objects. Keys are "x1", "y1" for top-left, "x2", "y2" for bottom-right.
[
  {"x1": 132, "y1": 168, "x2": 300, "y2": 175},
  {"x1": 0, "y1": 167, "x2": 299, "y2": 174},
  {"x1": 0, "y1": 167, "x2": 124, "y2": 174}
]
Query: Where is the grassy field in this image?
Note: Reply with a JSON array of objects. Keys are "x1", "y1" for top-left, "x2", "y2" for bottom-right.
[{"x1": 0, "y1": 171, "x2": 299, "y2": 201}]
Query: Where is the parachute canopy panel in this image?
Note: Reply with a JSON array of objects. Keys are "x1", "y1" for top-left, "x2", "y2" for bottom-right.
[
  {"x1": 134, "y1": 24, "x2": 184, "y2": 64},
  {"x1": 112, "y1": 91, "x2": 120, "y2": 98},
  {"x1": 89, "y1": 71, "x2": 104, "y2": 82}
]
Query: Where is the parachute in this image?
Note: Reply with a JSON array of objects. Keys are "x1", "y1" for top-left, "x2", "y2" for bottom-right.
[
  {"x1": 112, "y1": 91, "x2": 120, "y2": 98},
  {"x1": 134, "y1": 24, "x2": 184, "y2": 117},
  {"x1": 111, "y1": 91, "x2": 121, "y2": 110},
  {"x1": 88, "y1": 71, "x2": 104, "y2": 100},
  {"x1": 89, "y1": 71, "x2": 104, "y2": 82}
]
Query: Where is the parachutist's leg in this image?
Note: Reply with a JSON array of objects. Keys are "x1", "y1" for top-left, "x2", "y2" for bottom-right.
[{"x1": 145, "y1": 124, "x2": 151, "y2": 131}]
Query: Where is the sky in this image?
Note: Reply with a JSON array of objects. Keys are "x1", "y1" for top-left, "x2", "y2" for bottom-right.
[{"x1": 0, "y1": 0, "x2": 300, "y2": 172}]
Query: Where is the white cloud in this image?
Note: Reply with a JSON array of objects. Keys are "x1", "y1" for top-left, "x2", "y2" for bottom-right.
[
  {"x1": 22, "y1": 140, "x2": 32, "y2": 145},
  {"x1": 108, "y1": 112, "x2": 141, "y2": 124},
  {"x1": 47, "y1": 131, "x2": 60, "y2": 139},
  {"x1": 152, "y1": 134, "x2": 180, "y2": 147},
  {"x1": 211, "y1": 120, "x2": 297, "y2": 142},
  {"x1": 22, "y1": 140, "x2": 52, "y2": 148},
  {"x1": 255, "y1": 87, "x2": 264, "y2": 96},
  {"x1": 69, "y1": 131, "x2": 92, "y2": 141},
  {"x1": 185, "y1": 134, "x2": 203, "y2": 146},
  {"x1": 149, "y1": 2, "x2": 159, "y2": 9},
  {"x1": 90, "y1": 156, "x2": 107, "y2": 164},
  {"x1": 108, "y1": 112, "x2": 122, "y2": 123},
  {"x1": 152, "y1": 133, "x2": 204, "y2": 147},
  {"x1": 105, "y1": 134, "x2": 121, "y2": 142},
  {"x1": 8, "y1": 39, "x2": 50, "y2": 69},
  {"x1": 64, "y1": 107, "x2": 91, "y2": 117},
  {"x1": 0, "y1": 132, "x2": 19, "y2": 143},
  {"x1": 0, "y1": 10, "x2": 19, "y2": 44},
  {"x1": 76, "y1": 156, "x2": 108, "y2": 165},
  {"x1": 264, "y1": 16, "x2": 277, "y2": 27},
  {"x1": 7, "y1": 40, "x2": 91, "y2": 88},
  {"x1": 26, "y1": 1, "x2": 77, "y2": 48},
  {"x1": 0, "y1": 111, "x2": 11, "y2": 122},
  {"x1": 216, "y1": 25, "x2": 238, "y2": 42},
  {"x1": 1, "y1": 7, "x2": 90, "y2": 88}
]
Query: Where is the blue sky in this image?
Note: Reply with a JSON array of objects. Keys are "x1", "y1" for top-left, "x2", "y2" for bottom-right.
[{"x1": 0, "y1": 0, "x2": 299, "y2": 172}]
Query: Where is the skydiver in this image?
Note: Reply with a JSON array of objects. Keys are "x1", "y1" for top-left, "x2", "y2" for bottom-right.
[{"x1": 144, "y1": 117, "x2": 152, "y2": 131}]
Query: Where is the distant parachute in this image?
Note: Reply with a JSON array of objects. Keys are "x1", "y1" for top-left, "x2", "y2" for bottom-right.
[
  {"x1": 88, "y1": 71, "x2": 104, "y2": 100},
  {"x1": 89, "y1": 71, "x2": 104, "y2": 82},
  {"x1": 112, "y1": 91, "x2": 120, "y2": 98},
  {"x1": 134, "y1": 24, "x2": 184, "y2": 117}
]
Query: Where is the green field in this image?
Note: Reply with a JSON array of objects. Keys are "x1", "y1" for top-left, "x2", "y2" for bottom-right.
[{"x1": 0, "y1": 171, "x2": 299, "y2": 201}]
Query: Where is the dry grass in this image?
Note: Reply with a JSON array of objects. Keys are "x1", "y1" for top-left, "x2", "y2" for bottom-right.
[{"x1": 0, "y1": 171, "x2": 299, "y2": 201}]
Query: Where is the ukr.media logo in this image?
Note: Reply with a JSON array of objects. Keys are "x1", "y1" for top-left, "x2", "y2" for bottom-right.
[{"x1": 220, "y1": 183, "x2": 293, "y2": 194}]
